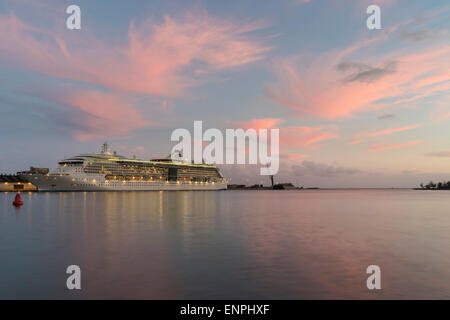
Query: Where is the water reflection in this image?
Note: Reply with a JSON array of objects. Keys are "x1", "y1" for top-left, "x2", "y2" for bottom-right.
[{"x1": 1, "y1": 190, "x2": 450, "y2": 299}]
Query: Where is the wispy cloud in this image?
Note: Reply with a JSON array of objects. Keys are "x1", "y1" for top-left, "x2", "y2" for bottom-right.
[
  {"x1": 292, "y1": 160, "x2": 361, "y2": 177},
  {"x1": 370, "y1": 140, "x2": 423, "y2": 152},
  {"x1": 227, "y1": 118, "x2": 284, "y2": 130},
  {"x1": 0, "y1": 11, "x2": 270, "y2": 97},
  {"x1": 427, "y1": 151, "x2": 450, "y2": 157},
  {"x1": 266, "y1": 22, "x2": 450, "y2": 119},
  {"x1": 287, "y1": 153, "x2": 309, "y2": 162},
  {"x1": 38, "y1": 88, "x2": 151, "y2": 141},
  {"x1": 281, "y1": 126, "x2": 337, "y2": 148},
  {"x1": 227, "y1": 118, "x2": 337, "y2": 149},
  {"x1": 370, "y1": 124, "x2": 420, "y2": 137},
  {"x1": 348, "y1": 123, "x2": 420, "y2": 145},
  {"x1": 348, "y1": 139, "x2": 362, "y2": 145},
  {"x1": 0, "y1": 9, "x2": 271, "y2": 140}
]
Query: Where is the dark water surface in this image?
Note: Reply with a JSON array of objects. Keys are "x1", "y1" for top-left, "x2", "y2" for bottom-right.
[{"x1": 1, "y1": 190, "x2": 450, "y2": 299}]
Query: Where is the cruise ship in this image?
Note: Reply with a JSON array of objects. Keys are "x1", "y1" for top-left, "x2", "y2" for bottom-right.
[{"x1": 19, "y1": 143, "x2": 227, "y2": 191}]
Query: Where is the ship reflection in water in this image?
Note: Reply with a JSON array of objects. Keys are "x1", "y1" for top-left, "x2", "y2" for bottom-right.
[{"x1": 1, "y1": 189, "x2": 450, "y2": 299}]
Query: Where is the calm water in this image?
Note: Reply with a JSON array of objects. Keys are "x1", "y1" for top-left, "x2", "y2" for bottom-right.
[{"x1": 1, "y1": 189, "x2": 450, "y2": 299}]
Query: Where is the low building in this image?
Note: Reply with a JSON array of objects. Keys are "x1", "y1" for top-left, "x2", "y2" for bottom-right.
[{"x1": 0, "y1": 175, "x2": 38, "y2": 192}]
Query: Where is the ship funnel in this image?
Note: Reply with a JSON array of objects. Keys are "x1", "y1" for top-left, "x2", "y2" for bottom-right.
[{"x1": 101, "y1": 142, "x2": 111, "y2": 155}]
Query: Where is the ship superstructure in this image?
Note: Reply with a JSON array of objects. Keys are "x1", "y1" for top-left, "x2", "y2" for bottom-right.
[{"x1": 19, "y1": 143, "x2": 227, "y2": 191}]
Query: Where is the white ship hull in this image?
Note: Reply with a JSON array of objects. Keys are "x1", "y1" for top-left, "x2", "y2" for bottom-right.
[
  {"x1": 23, "y1": 173, "x2": 227, "y2": 191},
  {"x1": 19, "y1": 143, "x2": 228, "y2": 192}
]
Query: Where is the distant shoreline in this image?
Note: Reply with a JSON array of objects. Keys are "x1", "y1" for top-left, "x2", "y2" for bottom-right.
[
  {"x1": 226, "y1": 187, "x2": 423, "y2": 190},
  {"x1": 1, "y1": 188, "x2": 445, "y2": 193}
]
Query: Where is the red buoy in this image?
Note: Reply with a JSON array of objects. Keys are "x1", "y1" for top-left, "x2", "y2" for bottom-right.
[{"x1": 13, "y1": 192, "x2": 23, "y2": 207}]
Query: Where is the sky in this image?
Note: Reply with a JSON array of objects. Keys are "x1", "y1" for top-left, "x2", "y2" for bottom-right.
[{"x1": 0, "y1": 0, "x2": 449, "y2": 187}]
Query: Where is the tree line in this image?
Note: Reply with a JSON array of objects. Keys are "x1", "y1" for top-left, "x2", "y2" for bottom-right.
[{"x1": 418, "y1": 181, "x2": 450, "y2": 190}]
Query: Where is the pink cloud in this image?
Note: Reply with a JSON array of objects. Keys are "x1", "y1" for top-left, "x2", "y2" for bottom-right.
[
  {"x1": 0, "y1": 10, "x2": 270, "y2": 140},
  {"x1": 227, "y1": 118, "x2": 284, "y2": 129},
  {"x1": 370, "y1": 140, "x2": 423, "y2": 152},
  {"x1": 0, "y1": 11, "x2": 270, "y2": 97},
  {"x1": 266, "y1": 38, "x2": 450, "y2": 119},
  {"x1": 287, "y1": 153, "x2": 309, "y2": 162},
  {"x1": 349, "y1": 124, "x2": 421, "y2": 145},
  {"x1": 227, "y1": 118, "x2": 337, "y2": 149},
  {"x1": 281, "y1": 126, "x2": 338, "y2": 148},
  {"x1": 370, "y1": 124, "x2": 420, "y2": 137},
  {"x1": 43, "y1": 89, "x2": 151, "y2": 141}
]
